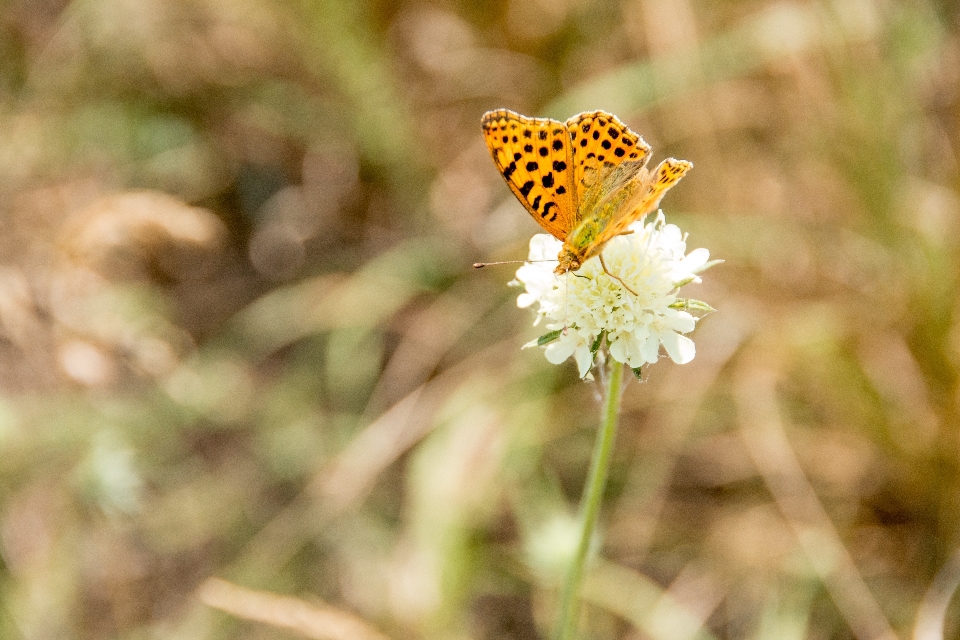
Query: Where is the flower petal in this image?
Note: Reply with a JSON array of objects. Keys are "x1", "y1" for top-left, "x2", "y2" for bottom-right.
[
  {"x1": 544, "y1": 334, "x2": 578, "y2": 365},
  {"x1": 608, "y1": 335, "x2": 629, "y2": 363},
  {"x1": 641, "y1": 333, "x2": 661, "y2": 363},
  {"x1": 665, "y1": 310, "x2": 696, "y2": 333},
  {"x1": 529, "y1": 234, "x2": 562, "y2": 260},
  {"x1": 517, "y1": 292, "x2": 537, "y2": 308},
  {"x1": 574, "y1": 344, "x2": 594, "y2": 378},
  {"x1": 661, "y1": 330, "x2": 696, "y2": 364},
  {"x1": 682, "y1": 248, "x2": 710, "y2": 270},
  {"x1": 659, "y1": 224, "x2": 683, "y2": 246}
]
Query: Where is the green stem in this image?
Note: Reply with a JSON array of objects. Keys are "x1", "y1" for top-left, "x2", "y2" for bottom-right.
[{"x1": 554, "y1": 361, "x2": 625, "y2": 640}]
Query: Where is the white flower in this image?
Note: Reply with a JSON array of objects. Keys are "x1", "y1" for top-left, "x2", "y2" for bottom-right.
[{"x1": 515, "y1": 211, "x2": 713, "y2": 378}]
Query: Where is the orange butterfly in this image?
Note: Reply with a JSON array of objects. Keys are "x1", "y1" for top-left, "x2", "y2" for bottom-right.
[{"x1": 481, "y1": 109, "x2": 691, "y2": 294}]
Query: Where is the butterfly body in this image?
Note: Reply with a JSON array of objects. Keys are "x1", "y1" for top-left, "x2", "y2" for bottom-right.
[{"x1": 481, "y1": 108, "x2": 692, "y2": 280}]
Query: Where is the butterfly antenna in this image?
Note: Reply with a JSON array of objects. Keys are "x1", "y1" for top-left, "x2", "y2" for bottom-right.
[{"x1": 473, "y1": 259, "x2": 556, "y2": 268}]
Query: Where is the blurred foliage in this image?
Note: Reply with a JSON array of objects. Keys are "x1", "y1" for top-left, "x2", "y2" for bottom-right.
[{"x1": 0, "y1": 0, "x2": 959, "y2": 639}]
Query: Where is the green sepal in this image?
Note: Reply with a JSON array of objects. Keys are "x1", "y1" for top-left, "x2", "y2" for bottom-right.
[
  {"x1": 670, "y1": 298, "x2": 716, "y2": 313},
  {"x1": 583, "y1": 330, "x2": 606, "y2": 373},
  {"x1": 537, "y1": 330, "x2": 563, "y2": 346},
  {"x1": 632, "y1": 367, "x2": 643, "y2": 379},
  {"x1": 692, "y1": 259, "x2": 724, "y2": 274},
  {"x1": 590, "y1": 330, "x2": 605, "y2": 355}
]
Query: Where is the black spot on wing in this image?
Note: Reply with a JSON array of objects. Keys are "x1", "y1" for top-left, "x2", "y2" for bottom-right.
[
  {"x1": 552, "y1": 139, "x2": 563, "y2": 151},
  {"x1": 553, "y1": 160, "x2": 567, "y2": 172},
  {"x1": 542, "y1": 172, "x2": 554, "y2": 188},
  {"x1": 519, "y1": 180, "x2": 534, "y2": 197},
  {"x1": 503, "y1": 162, "x2": 517, "y2": 179},
  {"x1": 542, "y1": 201, "x2": 557, "y2": 221},
  {"x1": 526, "y1": 161, "x2": 538, "y2": 171}
]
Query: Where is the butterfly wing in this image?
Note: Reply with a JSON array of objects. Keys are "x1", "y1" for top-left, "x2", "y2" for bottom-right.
[
  {"x1": 595, "y1": 158, "x2": 693, "y2": 246},
  {"x1": 560, "y1": 111, "x2": 652, "y2": 264},
  {"x1": 566, "y1": 111, "x2": 651, "y2": 220},
  {"x1": 481, "y1": 109, "x2": 577, "y2": 240}
]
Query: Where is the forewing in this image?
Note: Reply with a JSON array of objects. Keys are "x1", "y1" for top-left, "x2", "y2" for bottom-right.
[
  {"x1": 566, "y1": 110, "x2": 651, "y2": 214},
  {"x1": 481, "y1": 109, "x2": 576, "y2": 240}
]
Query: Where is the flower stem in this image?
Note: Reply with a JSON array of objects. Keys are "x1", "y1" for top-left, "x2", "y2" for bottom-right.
[{"x1": 554, "y1": 361, "x2": 624, "y2": 640}]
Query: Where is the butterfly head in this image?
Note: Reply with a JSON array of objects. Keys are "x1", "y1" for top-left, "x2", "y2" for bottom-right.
[{"x1": 555, "y1": 246, "x2": 582, "y2": 275}]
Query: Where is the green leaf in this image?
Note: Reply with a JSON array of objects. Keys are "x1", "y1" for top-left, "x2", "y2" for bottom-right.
[
  {"x1": 537, "y1": 330, "x2": 563, "y2": 346},
  {"x1": 670, "y1": 298, "x2": 717, "y2": 313},
  {"x1": 582, "y1": 330, "x2": 606, "y2": 373},
  {"x1": 590, "y1": 330, "x2": 605, "y2": 355}
]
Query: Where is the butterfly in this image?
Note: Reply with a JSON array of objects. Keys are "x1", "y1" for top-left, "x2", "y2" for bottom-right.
[{"x1": 481, "y1": 108, "x2": 692, "y2": 294}]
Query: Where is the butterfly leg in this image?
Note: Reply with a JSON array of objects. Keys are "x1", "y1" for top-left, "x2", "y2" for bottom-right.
[{"x1": 599, "y1": 253, "x2": 639, "y2": 296}]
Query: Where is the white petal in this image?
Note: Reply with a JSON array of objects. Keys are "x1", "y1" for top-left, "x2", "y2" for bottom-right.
[
  {"x1": 682, "y1": 248, "x2": 710, "y2": 270},
  {"x1": 659, "y1": 224, "x2": 683, "y2": 246},
  {"x1": 661, "y1": 330, "x2": 696, "y2": 364},
  {"x1": 529, "y1": 234, "x2": 562, "y2": 260},
  {"x1": 623, "y1": 336, "x2": 646, "y2": 368},
  {"x1": 665, "y1": 310, "x2": 696, "y2": 333},
  {"x1": 517, "y1": 292, "x2": 537, "y2": 308},
  {"x1": 641, "y1": 333, "x2": 661, "y2": 363},
  {"x1": 516, "y1": 263, "x2": 552, "y2": 284},
  {"x1": 608, "y1": 335, "x2": 629, "y2": 363},
  {"x1": 544, "y1": 335, "x2": 578, "y2": 364},
  {"x1": 627, "y1": 350, "x2": 646, "y2": 369},
  {"x1": 574, "y1": 344, "x2": 594, "y2": 378}
]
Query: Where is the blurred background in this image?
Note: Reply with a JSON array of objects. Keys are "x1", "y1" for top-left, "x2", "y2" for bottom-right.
[{"x1": 0, "y1": 0, "x2": 958, "y2": 638}]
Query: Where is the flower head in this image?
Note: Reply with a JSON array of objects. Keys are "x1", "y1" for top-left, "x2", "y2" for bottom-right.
[{"x1": 515, "y1": 211, "x2": 714, "y2": 378}]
